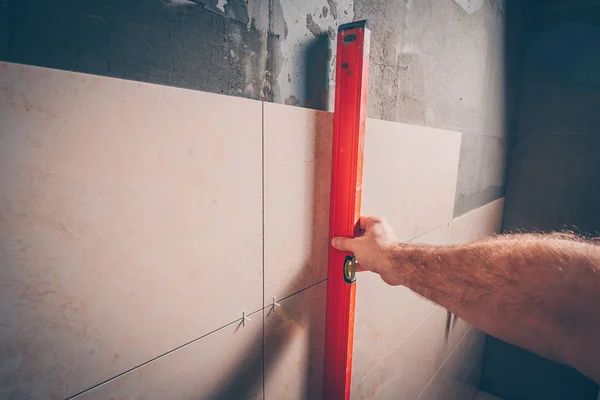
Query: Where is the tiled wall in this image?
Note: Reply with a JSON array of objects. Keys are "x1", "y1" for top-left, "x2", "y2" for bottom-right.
[{"x1": 0, "y1": 62, "x2": 504, "y2": 400}]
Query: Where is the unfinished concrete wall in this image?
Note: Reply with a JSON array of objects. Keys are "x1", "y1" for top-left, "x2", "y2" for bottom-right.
[
  {"x1": 483, "y1": 1, "x2": 600, "y2": 399},
  {"x1": 0, "y1": 62, "x2": 505, "y2": 399},
  {"x1": 354, "y1": 0, "x2": 507, "y2": 217},
  {"x1": 0, "y1": 0, "x2": 508, "y2": 219}
]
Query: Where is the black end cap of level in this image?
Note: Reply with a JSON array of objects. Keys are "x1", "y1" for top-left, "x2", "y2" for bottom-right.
[{"x1": 338, "y1": 19, "x2": 368, "y2": 32}]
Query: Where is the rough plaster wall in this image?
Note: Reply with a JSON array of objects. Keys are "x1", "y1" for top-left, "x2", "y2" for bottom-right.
[
  {"x1": 353, "y1": 0, "x2": 507, "y2": 217},
  {"x1": 354, "y1": 0, "x2": 504, "y2": 133},
  {"x1": 1, "y1": 0, "x2": 508, "y2": 217},
  {"x1": 272, "y1": 0, "x2": 353, "y2": 111},
  {"x1": 4, "y1": 0, "x2": 273, "y2": 99},
  {"x1": 284, "y1": 0, "x2": 508, "y2": 217}
]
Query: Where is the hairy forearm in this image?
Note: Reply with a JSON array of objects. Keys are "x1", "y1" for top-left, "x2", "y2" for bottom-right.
[{"x1": 385, "y1": 234, "x2": 600, "y2": 382}]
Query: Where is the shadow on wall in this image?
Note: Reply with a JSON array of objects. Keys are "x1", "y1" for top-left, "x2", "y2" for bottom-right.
[
  {"x1": 304, "y1": 33, "x2": 331, "y2": 111},
  {"x1": 482, "y1": 1, "x2": 600, "y2": 399},
  {"x1": 206, "y1": 34, "x2": 332, "y2": 399},
  {"x1": 2, "y1": 0, "x2": 272, "y2": 100},
  {"x1": 502, "y1": 0, "x2": 600, "y2": 236}
]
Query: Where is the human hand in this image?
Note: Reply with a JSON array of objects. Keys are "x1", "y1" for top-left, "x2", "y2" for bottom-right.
[{"x1": 331, "y1": 216, "x2": 400, "y2": 285}]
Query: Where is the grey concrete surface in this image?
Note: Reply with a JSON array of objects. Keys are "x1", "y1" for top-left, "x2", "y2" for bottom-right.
[
  {"x1": 354, "y1": 0, "x2": 508, "y2": 216},
  {"x1": 3, "y1": 0, "x2": 273, "y2": 99},
  {"x1": 455, "y1": 133, "x2": 507, "y2": 217},
  {"x1": 1, "y1": 0, "x2": 508, "y2": 216}
]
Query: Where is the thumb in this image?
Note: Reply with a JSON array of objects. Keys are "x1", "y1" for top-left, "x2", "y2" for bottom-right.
[{"x1": 331, "y1": 236, "x2": 355, "y2": 252}]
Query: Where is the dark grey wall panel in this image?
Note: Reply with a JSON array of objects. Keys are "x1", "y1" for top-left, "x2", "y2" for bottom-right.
[
  {"x1": 0, "y1": 0, "x2": 6, "y2": 59},
  {"x1": 503, "y1": 134, "x2": 600, "y2": 234},
  {"x1": 482, "y1": 337, "x2": 599, "y2": 400},
  {"x1": 486, "y1": 1, "x2": 600, "y2": 398}
]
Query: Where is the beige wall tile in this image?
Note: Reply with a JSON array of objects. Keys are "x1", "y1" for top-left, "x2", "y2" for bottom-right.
[
  {"x1": 418, "y1": 328, "x2": 486, "y2": 400},
  {"x1": 352, "y1": 277, "x2": 435, "y2": 387},
  {"x1": 263, "y1": 103, "x2": 333, "y2": 303},
  {"x1": 0, "y1": 62, "x2": 263, "y2": 398},
  {"x1": 362, "y1": 118, "x2": 462, "y2": 241},
  {"x1": 263, "y1": 280, "x2": 327, "y2": 400},
  {"x1": 351, "y1": 199, "x2": 504, "y2": 398},
  {"x1": 0, "y1": 59, "x2": 504, "y2": 400},
  {"x1": 264, "y1": 110, "x2": 464, "y2": 393},
  {"x1": 413, "y1": 198, "x2": 504, "y2": 245},
  {"x1": 73, "y1": 313, "x2": 264, "y2": 400},
  {"x1": 352, "y1": 119, "x2": 463, "y2": 388},
  {"x1": 264, "y1": 110, "x2": 462, "y2": 304},
  {"x1": 475, "y1": 392, "x2": 504, "y2": 400},
  {"x1": 351, "y1": 306, "x2": 472, "y2": 400}
]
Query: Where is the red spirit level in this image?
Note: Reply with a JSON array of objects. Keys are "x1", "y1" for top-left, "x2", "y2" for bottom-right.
[{"x1": 323, "y1": 19, "x2": 370, "y2": 400}]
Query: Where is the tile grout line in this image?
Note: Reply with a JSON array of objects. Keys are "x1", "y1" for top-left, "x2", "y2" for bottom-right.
[
  {"x1": 64, "y1": 313, "x2": 260, "y2": 400},
  {"x1": 68, "y1": 101, "x2": 271, "y2": 400},
  {"x1": 257, "y1": 278, "x2": 327, "y2": 314},
  {"x1": 261, "y1": 100, "x2": 266, "y2": 400},
  {"x1": 70, "y1": 276, "x2": 329, "y2": 398},
  {"x1": 351, "y1": 196, "x2": 504, "y2": 393},
  {"x1": 415, "y1": 326, "x2": 473, "y2": 400},
  {"x1": 462, "y1": 346, "x2": 483, "y2": 383},
  {"x1": 69, "y1": 276, "x2": 329, "y2": 398},
  {"x1": 407, "y1": 221, "x2": 453, "y2": 244},
  {"x1": 65, "y1": 216, "x2": 327, "y2": 400},
  {"x1": 69, "y1": 112, "x2": 499, "y2": 398},
  {"x1": 406, "y1": 197, "x2": 505, "y2": 245},
  {"x1": 70, "y1": 175, "x2": 499, "y2": 397},
  {"x1": 64, "y1": 200, "x2": 498, "y2": 398},
  {"x1": 350, "y1": 306, "x2": 437, "y2": 391},
  {"x1": 280, "y1": 278, "x2": 327, "y2": 302}
]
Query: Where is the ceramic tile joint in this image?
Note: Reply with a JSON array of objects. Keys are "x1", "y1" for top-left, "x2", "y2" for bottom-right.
[
  {"x1": 271, "y1": 297, "x2": 282, "y2": 312},
  {"x1": 242, "y1": 311, "x2": 251, "y2": 326}
]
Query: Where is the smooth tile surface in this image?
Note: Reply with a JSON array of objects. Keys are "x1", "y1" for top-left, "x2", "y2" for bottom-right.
[
  {"x1": 264, "y1": 280, "x2": 327, "y2": 400},
  {"x1": 351, "y1": 306, "x2": 472, "y2": 400},
  {"x1": 362, "y1": 118, "x2": 462, "y2": 241},
  {"x1": 351, "y1": 199, "x2": 503, "y2": 398},
  {"x1": 413, "y1": 198, "x2": 505, "y2": 246},
  {"x1": 73, "y1": 313, "x2": 264, "y2": 400},
  {"x1": 465, "y1": 345, "x2": 485, "y2": 396},
  {"x1": 474, "y1": 392, "x2": 504, "y2": 400},
  {"x1": 352, "y1": 278, "x2": 435, "y2": 387},
  {"x1": 454, "y1": 132, "x2": 507, "y2": 217},
  {"x1": 263, "y1": 102, "x2": 333, "y2": 302},
  {"x1": 352, "y1": 200, "x2": 500, "y2": 389},
  {"x1": 0, "y1": 62, "x2": 262, "y2": 398},
  {"x1": 418, "y1": 328, "x2": 486, "y2": 400},
  {"x1": 264, "y1": 111, "x2": 463, "y2": 304},
  {"x1": 264, "y1": 110, "x2": 464, "y2": 390}
]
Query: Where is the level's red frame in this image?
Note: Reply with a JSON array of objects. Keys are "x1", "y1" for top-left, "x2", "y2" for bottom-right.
[{"x1": 323, "y1": 20, "x2": 370, "y2": 400}]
